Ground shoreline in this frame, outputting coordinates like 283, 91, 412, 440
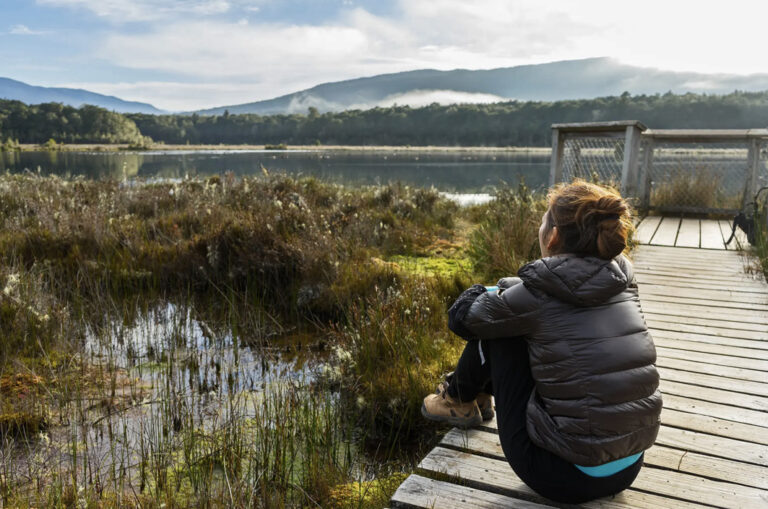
17, 143, 551, 153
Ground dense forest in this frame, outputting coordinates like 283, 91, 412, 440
0, 100, 144, 144
3, 90, 768, 147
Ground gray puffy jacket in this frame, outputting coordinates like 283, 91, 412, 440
457, 254, 662, 466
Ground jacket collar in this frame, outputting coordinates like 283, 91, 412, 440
518, 254, 633, 306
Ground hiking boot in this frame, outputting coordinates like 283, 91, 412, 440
476, 392, 494, 421
421, 381, 482, 428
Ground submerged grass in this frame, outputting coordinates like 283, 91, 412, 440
0, 173, 545, 507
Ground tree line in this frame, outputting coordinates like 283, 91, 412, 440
0, 100, 144, 145
3, 90, 768, 147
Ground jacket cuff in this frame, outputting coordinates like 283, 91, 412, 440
447, 284, 486, 340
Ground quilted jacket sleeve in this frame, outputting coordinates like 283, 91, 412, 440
459, 282, 541, 340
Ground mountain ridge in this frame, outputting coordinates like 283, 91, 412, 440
193, 57, 768, 115
0, 77, 163, 114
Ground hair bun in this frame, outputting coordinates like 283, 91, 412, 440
546, 180, 633, 259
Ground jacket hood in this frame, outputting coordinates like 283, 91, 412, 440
518, 254, 633, 306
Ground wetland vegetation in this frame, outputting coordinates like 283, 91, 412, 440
0, 172, 546, 507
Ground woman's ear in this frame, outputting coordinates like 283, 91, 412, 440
546, 226, 561, 253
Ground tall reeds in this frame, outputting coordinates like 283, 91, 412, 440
0, 173, 545, 507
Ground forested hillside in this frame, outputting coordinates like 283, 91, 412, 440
3, 90, 768, 147
0, 100, 144, 144
130, 90, 768, 146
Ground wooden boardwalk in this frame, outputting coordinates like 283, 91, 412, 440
391, 217, 768, 508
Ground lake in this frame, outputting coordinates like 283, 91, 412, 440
0, 149, 551, 193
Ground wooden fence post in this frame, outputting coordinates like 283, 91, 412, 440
639, 138, 654, 210
620, 124, 643, 198
549, 128, 564, 186
747, 138, 760, 202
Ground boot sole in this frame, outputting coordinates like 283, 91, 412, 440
421, 403, 483, 428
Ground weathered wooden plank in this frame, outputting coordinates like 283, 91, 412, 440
635, 243, 739, 257
701, 219, 727, 249
421, 446, 767, 508
649, 217, 680, 246
638, 285, 768, 305
642, 296, 768, 316
643, 303, 768, 327
419, 447, 709, 509
660, 379, 768, 412
632, 463, 768, 507
636, 275, 768, 295
390, 474, 555, 509
634, 263, 750, 278
632, 248, 743, 262
647, 318, 768, 341
676, 219, 700, 248
647, 311, 768, 334
633, 257, 748, 274
441, 428, 768, 491
480, 410, 768, 450
659, 366, 768, 398
661, 408, 768, 446
634, 264, 747, 277
635, 266, 750, 281
635, 268, 765, 286
641, 294, 768, 313
650, 328, 768, 352
655, 356, 768, 384
632, 250, 745, 263
645, 128, 768, 139
635, 215, 662, 244
655, 425, 768, 466
654, 337, 768, 361
657, 346, 768, 371
662, 393, 768, 428
649, 445, 768, 491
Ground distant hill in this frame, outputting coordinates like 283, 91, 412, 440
194, 57, 768, 116
0, 77, 163, 114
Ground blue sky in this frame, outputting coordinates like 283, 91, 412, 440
4, 0, 768, 111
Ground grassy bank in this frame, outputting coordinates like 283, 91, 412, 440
0, 173, 546, 507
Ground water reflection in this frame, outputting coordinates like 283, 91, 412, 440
0, 149, 552, 192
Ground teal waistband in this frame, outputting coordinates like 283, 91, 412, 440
574, 452, 642, 478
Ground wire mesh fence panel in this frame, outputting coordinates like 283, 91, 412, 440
561, 135, 625, 187
760, 141, 768, 195
647, 141, 751, 214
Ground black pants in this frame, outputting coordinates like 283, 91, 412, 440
447, 338, 643, 504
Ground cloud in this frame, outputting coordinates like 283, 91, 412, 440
36, 0, 236, 22
47, 0, 768, 109
371, 90, 509, 109
9, 24, 47, 35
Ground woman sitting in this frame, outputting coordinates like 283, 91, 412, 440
422, 180, 662, 504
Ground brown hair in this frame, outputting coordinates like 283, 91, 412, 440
544, 180, 633, 259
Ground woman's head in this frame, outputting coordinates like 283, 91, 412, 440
539, 180, 632, 259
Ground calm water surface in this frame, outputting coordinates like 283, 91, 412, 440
0, 149, 551, 192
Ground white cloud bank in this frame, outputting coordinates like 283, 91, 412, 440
42, 0, 768, 110
36, 0, 238, 21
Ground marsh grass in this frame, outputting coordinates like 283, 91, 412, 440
0, 173, 544, 507
467, 181, 547, 281
750, 197, 768, 279
651, 168, 741, 211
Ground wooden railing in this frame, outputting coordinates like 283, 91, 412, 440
550, 121, 768, 215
